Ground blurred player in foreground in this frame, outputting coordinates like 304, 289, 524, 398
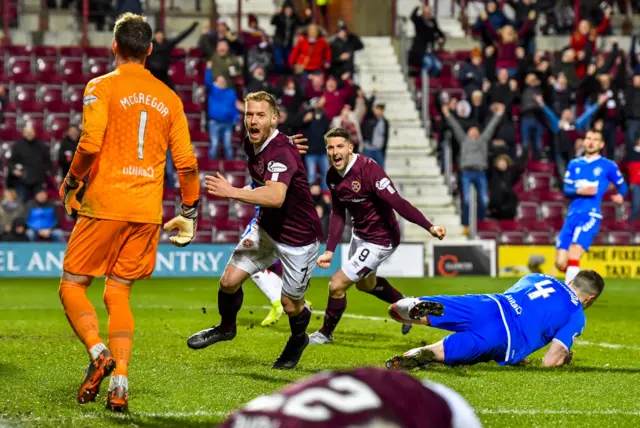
556, 129, 627, 283
310, 128, 446, 345
221, 367, 482, 427
187, 92, 323, 369
58, 13, 199, 411
387, 271, 603, 370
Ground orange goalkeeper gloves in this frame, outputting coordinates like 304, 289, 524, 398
59, 176, 84, 216
164, 201, 198, 247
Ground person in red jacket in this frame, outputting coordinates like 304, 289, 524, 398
289, 23, 331, 87
570, 11, 611, 78
323, 72, 355, 121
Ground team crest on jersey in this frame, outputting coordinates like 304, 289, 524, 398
351, 181, 361, 192
242, 239, 254, 249
594, 167, 602, 177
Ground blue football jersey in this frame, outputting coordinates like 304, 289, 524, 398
563, 156, 627, 218
493, 274, 586, 364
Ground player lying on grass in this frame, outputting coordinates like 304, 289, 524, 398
555, 128, 627, 284
221, 367, 482, 427
187, 92, 323, 369
58, 13, 199, 411
386, 271, 603, 370
309, 128, 446, 345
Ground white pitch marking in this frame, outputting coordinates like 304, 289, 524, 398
478, 409, 640, 416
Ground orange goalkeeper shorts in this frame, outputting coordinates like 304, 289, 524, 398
64, 216, 161, 280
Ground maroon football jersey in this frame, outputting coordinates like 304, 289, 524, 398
326, 155, 401, 248
244, 130, 323, 246
220, 368, 462, 428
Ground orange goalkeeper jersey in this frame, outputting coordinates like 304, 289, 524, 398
69, 63, 199, 224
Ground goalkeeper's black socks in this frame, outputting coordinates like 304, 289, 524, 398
219, 287, 243, 333
366, 277, 404, 304
288, 306, 311, 346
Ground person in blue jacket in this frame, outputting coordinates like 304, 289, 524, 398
205, 64, 239, 160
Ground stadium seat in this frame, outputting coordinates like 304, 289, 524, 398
59, 211, 76, 231
600, 219, 629, 232
538, 189, 565, 202
20, 112, 46, 128
477, 220, 500, 233
65, 85, 84, 104
39, 85, 63, 104
221, 160, 247, 173
33, 45, 58, 57
83, 46, 111, 58
15, 85, 37, 104
191, 129, 209, 143
168, 62, 192, 85
592, 233, 608, 245
175, 87, 194, 104
500, 232, 525, 244
629, 219, 640, 232
192, 231, 214, 243
6, 45, 32, 58
170, 48, 187, 59
215, 230, 241, 243
608, 232, 632, 244
521, 219, 549, 232
47, 116, 71, 139
87, 61, 110, 78
36, 58, 58, 76
8, 59, 33, 79
516, 190, 539, 203
497, 220, 523, 232
601, 203, 617, 221
60, 46, 83, 59
516, 202, 539, 220
233, 203, 255, 221
183, 102, 201, 115
187, 47, 202, 58
187, 117, 202, 132
478, 231, 498, 241
526, 173, 553, 191
525, 232, 553, 245
527, 161, 556, 174
203, 201, 230, 220
162, 201, 177, 218
541, 202, 566, 220
60, 59, 84, 77
226, 173, 245, 188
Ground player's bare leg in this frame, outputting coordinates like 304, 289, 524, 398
386, 340, 446, 371
273, 296, 311, 370
59, 271, 116, 404
187, 265, 249, 349
104, 276, 134, 412
554, 249, 569, 275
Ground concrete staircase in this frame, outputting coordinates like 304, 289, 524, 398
355, 37, 465, 254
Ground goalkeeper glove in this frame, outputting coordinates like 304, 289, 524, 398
59, 176, 84, 216
164, 201, 199, 247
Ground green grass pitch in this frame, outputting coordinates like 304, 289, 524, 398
1, 277, 639, 427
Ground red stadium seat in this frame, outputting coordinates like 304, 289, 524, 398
87, 61, 110, 78
183, 102, 201, 115
60, 59, 84, 77
525, 232, 553, 245
500, 232, 525, 244
516, 202, 539, 220
526, 173, 553, 191
521, 219, 549, 232
36, 58, 58, 76
233, 203, 255, 221
0, 128, 20, 141
221, 160, 247, 173
59, 211, 76, 232
608, 232, 632, 244
60, 46, 83, 59
541, 202, 566, 221
6, 45, 32, 57
226, 173, 245, 188
538, 189, 565, 202
600, 203, 617, 221
191, 129, 209, 143
629, 219, 640, 232
600, 219, 628, 232
203, 201, 229, 220
34, 45, 58, 57
170, 48, 187, 59
215, 230, 241, 243
477, 220, 500, 233
47, 116, 71, 139
478, 231, 498, 241
497, 220, 523, 232
65, 85, 84, 104
162, 201, 177, 218
83, 47, 111, 58
15, 85, 37, 104
187, 47, 202, 58
592, 233, 608, 245
1, 115, 17, 131
187, 117, 203, 132
527, 161, 556, 174
175, 87, 194, 104
39, 86, 63, 104
8, 59, 33, 79
516, 190, 539, 203
192, 231, 214, 243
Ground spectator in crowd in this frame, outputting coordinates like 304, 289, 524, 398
247, 64, 279, 95
473, 0, 512, 47
624, 74, 640, 151
480, 10, 535, 76
305, 72, 325, 99
247, 36, 273, 74
361, 102, 389, 167
469, 90, 488, 126
506, 0, 538, 53
456, 47, 487, 98
0, 86, 8, 126
75, 0, 111, 32
198, 20, 244, 60
243, 14, 268, 50
57, 125, 80, 180
488, 154, 523, 220
289, 23, 332, 87
570, 10, 610, 78
205, 65, 239, 160
442, 103, 505, 229
0, 189, 25, 234
277, 106, 296, 136
211, 40, 243, 89
631, 35, 640, 76
549, 72, 573, 116
271, 2, 312, 74
628, 137, 640, 221
519, 72, 544, 160
589, 73, 621, 159
323, 73, 354, 121
24, 186, 64, 242
116, 0, 143, 17
146, 22, 199, 90
554, 48, 579, 87
330, 93, 366, 152
297, 97, 330, 189
486, 68, 518, 154
536, 93, 608, 177
2, 217, 29, 242
408, 4, 445, 76
279, 76, 305, 114
8, 125, 52, 202
329, 22, 364, 77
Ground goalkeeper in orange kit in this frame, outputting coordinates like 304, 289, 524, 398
58, 13, 199, 412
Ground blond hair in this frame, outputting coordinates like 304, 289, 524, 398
244, 91, 279, 117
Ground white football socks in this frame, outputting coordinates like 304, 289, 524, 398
109, 375, 128, 392
251, 270, 283, 303
565, 266, 580, 284
88, 343, 107, 361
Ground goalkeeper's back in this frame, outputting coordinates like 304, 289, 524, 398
71, 14, 199, 225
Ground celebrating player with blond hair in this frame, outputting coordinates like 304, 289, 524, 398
58, 13, 199, 411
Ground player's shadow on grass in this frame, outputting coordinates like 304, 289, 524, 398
214, 354, 318, 376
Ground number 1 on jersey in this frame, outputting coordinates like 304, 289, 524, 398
138, 110, 148, 160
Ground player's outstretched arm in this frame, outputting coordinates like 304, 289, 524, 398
205, 173, 287, 208
542, 341, 571, 368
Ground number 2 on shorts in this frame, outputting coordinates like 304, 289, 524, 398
138, 110, 148, 160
